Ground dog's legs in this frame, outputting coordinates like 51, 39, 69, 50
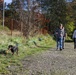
12, 52, 14, 55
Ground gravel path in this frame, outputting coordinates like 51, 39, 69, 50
7, 43, 76, 75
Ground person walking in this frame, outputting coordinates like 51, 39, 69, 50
62, 26, 67, 49
55, 24, 64, 51
73, 28, 76, 49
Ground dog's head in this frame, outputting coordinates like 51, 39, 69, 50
8, 45, 13, 50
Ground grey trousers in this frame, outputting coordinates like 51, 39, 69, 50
62, 37, 65, 49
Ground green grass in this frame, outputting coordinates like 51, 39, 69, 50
0, 32, 55, 74
0, 25, 9, 31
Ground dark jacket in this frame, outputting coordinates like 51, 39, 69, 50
54, 28, 64, 38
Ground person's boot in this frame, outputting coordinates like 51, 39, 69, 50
60, 48, 62, 51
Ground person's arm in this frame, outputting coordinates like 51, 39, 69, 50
73, 31, 75, 38
54, 29, 58, 36
63, 29, 66, 37
65, 33, 67, 38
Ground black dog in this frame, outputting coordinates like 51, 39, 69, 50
8, 43, 18, 55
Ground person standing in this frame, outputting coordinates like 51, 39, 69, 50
73, 28, 76, 49
55, 24, 64, 51
62, 26, 67, 49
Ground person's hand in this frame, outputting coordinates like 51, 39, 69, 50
56, 32, 58, 34
60, 34, 63, 37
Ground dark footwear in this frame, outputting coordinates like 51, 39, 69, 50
60, 48, 62, 51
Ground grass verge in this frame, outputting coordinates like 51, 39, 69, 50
0, 33, 55, 74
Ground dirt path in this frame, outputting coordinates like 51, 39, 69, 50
7, 43, 76, 75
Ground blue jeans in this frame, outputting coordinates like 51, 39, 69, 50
57, 37, 63, 49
